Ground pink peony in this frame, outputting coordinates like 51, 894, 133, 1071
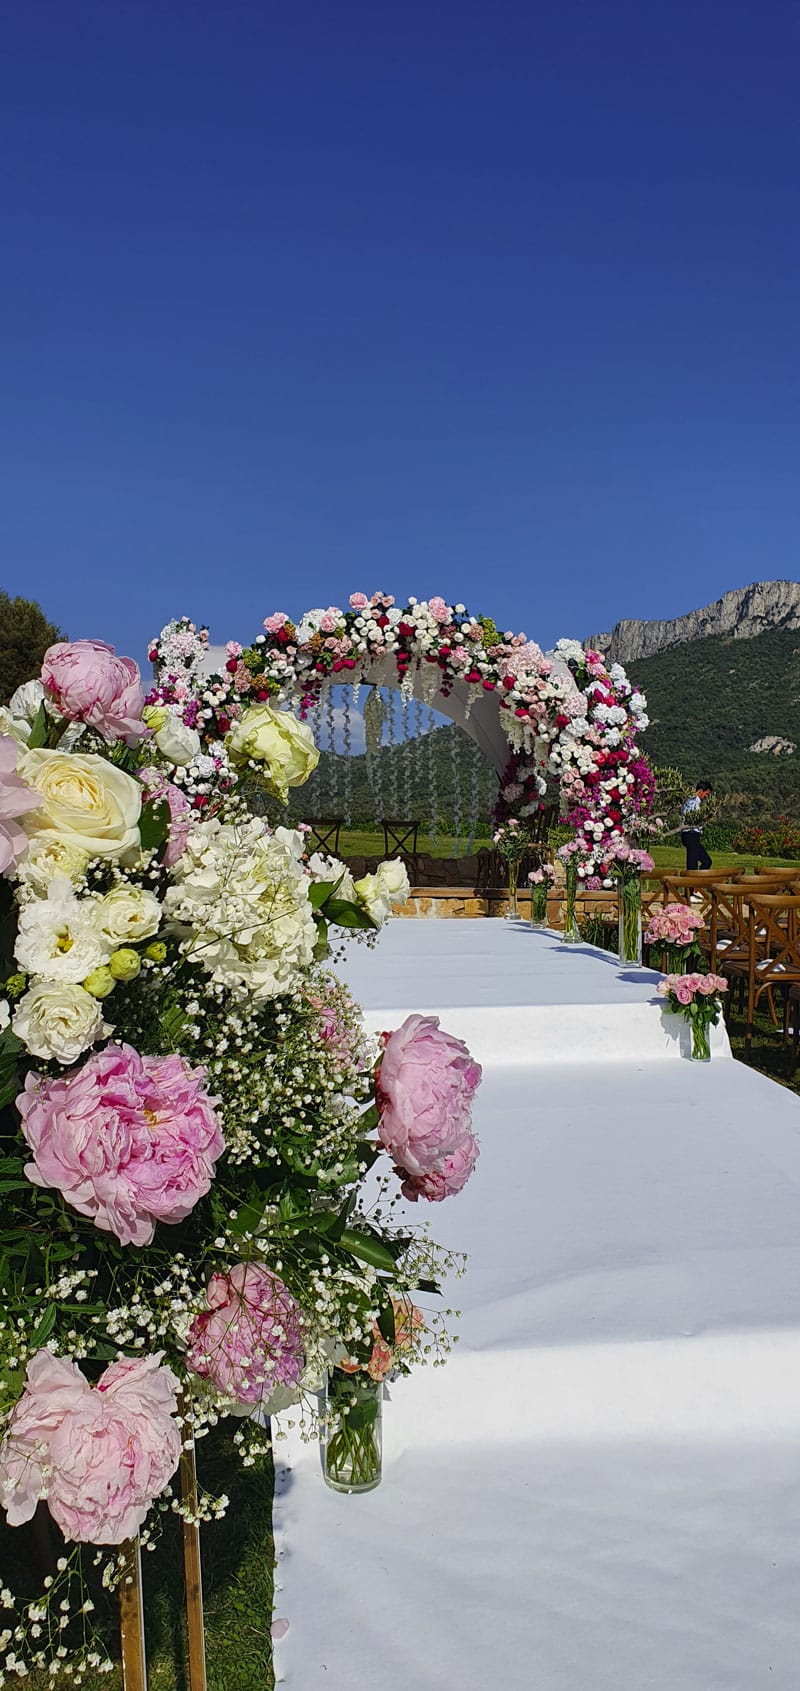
427, 596, 450, 624
263, 612, 290, 633
42, 640, 146, 745
377, 1014, 481, 1201
349, 592, 369, 610
139, 765, 192, 866
0, 734, 39, 876
17, 1044, 224, 1246
186, 1263, 304, 1406
0, 1349, 181, 1543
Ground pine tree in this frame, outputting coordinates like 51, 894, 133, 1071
0, 593, 64, 704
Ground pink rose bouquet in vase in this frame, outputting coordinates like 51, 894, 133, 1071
493, 818, 531, 919
657, 971, 729, 1060
527, 862, 555, 927
644, 902, 704, 975
605, 844, 655, 966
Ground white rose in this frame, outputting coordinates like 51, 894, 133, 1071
307, 852, 357, 903
18, 748, 142, 860
353, 872, 392, 926
0, 707, 33, 748
154, 712, 201, 767
18, 836, 90, 897
14, 878, 111, 983
374, 858, 410, 904
95, 883, 161, 947
12, 979, 112, 1064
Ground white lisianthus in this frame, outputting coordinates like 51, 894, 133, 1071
95, 883, 162, 947
18, 749, 141, 860
374, 858, 410, 904
163, 817, 317, 1000
226, 704, 319, 803
14, 878, 111, 984
17, 836, 91, 897
307, 852, 357, 903
352, 872, 392, 926
144, 706, 201, 767
12, 979, 112, 1063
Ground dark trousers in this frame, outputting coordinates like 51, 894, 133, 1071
681, 829, 712, 871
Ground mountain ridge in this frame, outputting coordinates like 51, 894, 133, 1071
589, 579, 800, 665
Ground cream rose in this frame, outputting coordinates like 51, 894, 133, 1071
143, 707, 201, 768
374, 858, 410, 904
19, 749, 142, 860
226, 705, 319, 804
12, 979, 112, 1064
353, 872, 392, 926
95, 884, 161, 947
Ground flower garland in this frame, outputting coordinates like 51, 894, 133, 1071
0, 635, 481, 1681
146, 600, 654, 859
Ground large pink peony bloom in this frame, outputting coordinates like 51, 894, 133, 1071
186, 1263, 305, 1406
0, 1349, 181, 1543
377, 1015, 481, 1201
17, 1043, 224, 1246
41, 639, 146, 745
0, 734, 39, 875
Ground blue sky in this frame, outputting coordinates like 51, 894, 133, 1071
2, 0, 798, 668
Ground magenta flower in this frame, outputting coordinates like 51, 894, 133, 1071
186, 1263, 305, 1406
17, 1044, 224, 1246
0, 734, 39, 876
377, 1014, 481, 1202
0, 1349, 181, 1543
41, 639, 146, 745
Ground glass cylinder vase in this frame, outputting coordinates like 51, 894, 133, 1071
529, 883, 548, 928
690, 1016, 711, 1062
505, 861, 520, 920
562, 859, 581, 944
320, 1371, 383, 1494
617, 874, 643, 965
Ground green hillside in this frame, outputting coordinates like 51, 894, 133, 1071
633, 626, 800, 821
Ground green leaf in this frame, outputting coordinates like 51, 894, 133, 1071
308, 880, 336, 909
0, 1180, 33, 1194
29, 1303, 56, 1348
27, 701, 48, 749
324, 898, 376, 930
338, 1226, 402, 1273
139, 796, 171, 852
375, 1286, 396, 1347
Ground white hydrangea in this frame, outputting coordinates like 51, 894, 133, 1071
163, 817, 317, 1000
307, 852, 357, 903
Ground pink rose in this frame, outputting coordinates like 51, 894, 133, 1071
377, 1015, 481, 1200
319, 607, 343, 633
186, 1263, 304, 1406
139, 766, 192, 866
0, 734, 39, 876
427, 596, 450, 624
18, 1044, 224, 1246
263, 612, 290, 633
349, 592, 369, 610
0, 1349, 181, 1543
675, 978, 694, 1006
42, 640, 145, 745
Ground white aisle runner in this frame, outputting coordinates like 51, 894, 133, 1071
273, 924, 800, 1690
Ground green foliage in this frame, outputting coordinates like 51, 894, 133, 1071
635, 626, 800, 824
0, 592, 64, 705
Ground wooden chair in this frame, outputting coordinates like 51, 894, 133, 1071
706, 882, 749, 976
741, 894, 800, 1057
304, 818, 342, 857
783, 984, 800, 1080
382, 819, 421, 885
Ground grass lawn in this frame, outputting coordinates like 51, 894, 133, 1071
338, 828, 800, 876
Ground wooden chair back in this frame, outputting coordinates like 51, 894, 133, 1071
382, 819, 421, 884
743, 894, 800, 1052
304, 818, 342, 856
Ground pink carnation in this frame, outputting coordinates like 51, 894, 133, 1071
427, 596, 450, 624
41, 639, 145, 745
377, 1014, 481, 1201
0, 734, 39, 876
139, 766, 192, 866
349, 592, 369, 610
319, 607, 343, 633
0, 1349, 181, 1543
186, 1263, 304, 1406
263, 612, 290, 633
17, 1044, 224, 1246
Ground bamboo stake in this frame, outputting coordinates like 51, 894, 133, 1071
119, 1537, 148, 1691
180, 1435, 208, 1691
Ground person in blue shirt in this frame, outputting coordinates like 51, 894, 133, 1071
681, 780, 713, 871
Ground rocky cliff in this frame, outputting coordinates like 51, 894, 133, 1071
589, 580, 800, 665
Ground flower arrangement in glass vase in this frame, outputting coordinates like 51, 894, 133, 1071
493, 819, 532, 919
604, 842, 655, 966
644, 903, 704, 975
657, 972, 728, 1061
527, 862, 556, 927
0, 634, 479, 1681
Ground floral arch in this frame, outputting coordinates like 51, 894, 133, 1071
150, 593, 656, 868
